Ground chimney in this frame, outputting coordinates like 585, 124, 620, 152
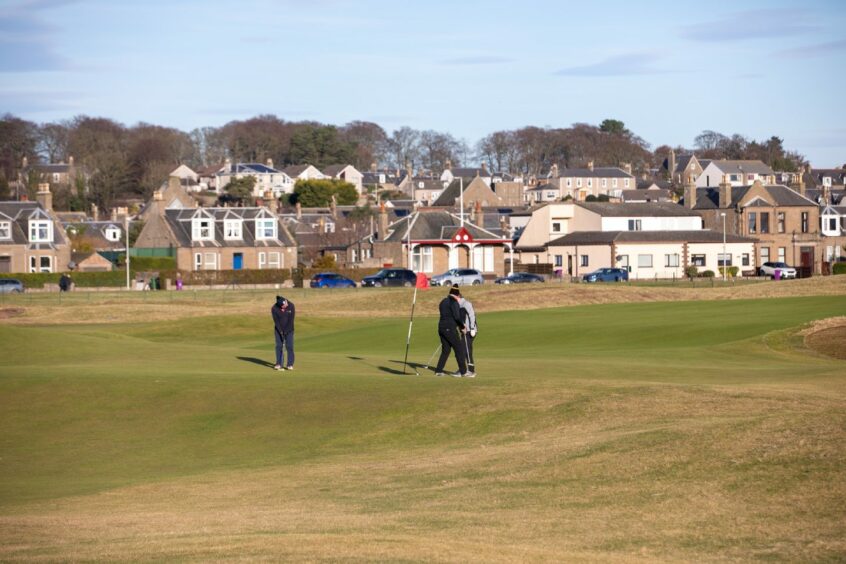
266, 157, 274, 169
445, 159, 452, 171
91, 203, 99, 221
377, 201, 388, 240
684, 175, 696, 209
370, 162, 377, 173
587, 161, 594, 172
475, 200, 484, 227
265, 190, 278, 213
295, 201, 302, 219
551, 163, 559, 178
822, 184, 831, 204
110, 208, 117, 222
330, 194, 337, 218
406, 162, 413, 180
623, 163, 632, 175
224, 157, 232, 172
480, 162, 487, 173
36, 183, 52, 211
22, 156, 28, 169
668, 149, 676, 179
718, 174, 732, 209
68, 155, 74, 167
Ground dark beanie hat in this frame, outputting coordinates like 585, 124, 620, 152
276, 295, 287, 306
449, 287, 461, 297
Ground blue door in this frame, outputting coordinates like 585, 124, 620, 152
233, 253, 243, 270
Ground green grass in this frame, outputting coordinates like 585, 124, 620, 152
0, 294, 845, 560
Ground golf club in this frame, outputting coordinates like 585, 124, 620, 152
424, 343, 441, 371
463, 333, 474, 373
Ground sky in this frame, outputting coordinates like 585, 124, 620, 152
1, 0, 845, 167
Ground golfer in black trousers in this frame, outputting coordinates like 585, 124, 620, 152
434, 287, 468, 378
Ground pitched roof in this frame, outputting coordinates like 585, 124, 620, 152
447, 167, 490, 178
548, 230, 756, 247
683, 184, 818, 209
322, 164, 355, 177
0, 201, 67, 247
706, 160, 775, 176
162, 208, 296, 248
383, 210, 507, 243
621, 189, 673, 202
282, 164, 311, 177
575, 201, 700, 217
559, 167, 634, 179
432, 177, 499, 206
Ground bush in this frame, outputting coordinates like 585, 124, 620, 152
833, 262, 846, 275
0, 271, 128, 288
685, 265, 698, 279
718, 266, 740, 278
701, 270, 716, 278
128, 256, 176, 271
182, 269, 290, 286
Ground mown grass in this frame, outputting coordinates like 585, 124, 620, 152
0, 292, 844, 561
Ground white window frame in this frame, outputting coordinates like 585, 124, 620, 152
224, 220, 242, 240
638, 254, 653, 268
576, 178, 582, 188
717, 253, 732, 267
192, 218, 214, 241
194, 253, 202, 271
580, 254, 589, 267
413, 245, 434, 273
29, 255, 53, 273
566, 179, 572, 187
29, 220, 52, 242
760, 247, 770, 264
552, 222, 561, 232
256, 218, 277, 240
258, 252, 266, 269
778, 247, 786, 262
0, 221, 11, 240
628, 219, 642, 231
471, 245, 495, 272
624, 179, 630, 188
268, 252, 281, 269
204, 252, 217, 270
692, 254, 706, 267
665, 253, 679, 267
612, 178, 618, 188
105, 227, 121, 241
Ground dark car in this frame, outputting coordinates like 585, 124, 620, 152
310, 272, 356, 288
0, 278, 24, 293
494, 272, 545, 284
361, 268, 417, 287
582, 268, 629, 283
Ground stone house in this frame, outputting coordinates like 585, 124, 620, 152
0, 184, 71, 273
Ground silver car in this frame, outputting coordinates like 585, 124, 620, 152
430, 268, 484, 287
0, 279, 24, 293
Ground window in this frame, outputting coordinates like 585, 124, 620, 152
829, 217, 838, 231
224, 220, 242, 240
566, 179, 572, 187
618, 255, 629, 268
576, 178, 582, 187
256, 218, 277, 239
760, 247, 770, 264
552, 222, 561, 232
412, 245, 433, 272
718, 253, 732, 266
204, 252, 217, 270
601, 179, 607, 188
760, 212, 770, 234
258, 252, 266, 269
105, 227, 121, 241
691, 254, 706, 267
472, 246, 495, 272
747, 212, 757, 234
730, 174, 739, 182
268, 252, 281, 268
587, 179, 592, 187
192, 218, 213, 241
194, 253, 202, 270
801, 212, 809, 233
665, 254, 679, 267
624, 179, 630, 188
29, 255, 53, 273
29, 220, 51, 242
778, 247, 786, 262
546, 192, 556, 200
0, 221, 10, 239
638, 254, 653, 268
742, 253, 750, 266
777, 212, 785, 233
580, 255, 589, 267
612, 178, 618, 188
627, 219, 642, 231
554, 255, 563, 267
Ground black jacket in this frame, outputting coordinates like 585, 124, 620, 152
438, 296, 464, 330
271, 300, 295, 335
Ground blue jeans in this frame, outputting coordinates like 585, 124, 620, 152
275, 330, 294, 367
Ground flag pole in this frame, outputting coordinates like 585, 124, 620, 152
403, 285, 418, 375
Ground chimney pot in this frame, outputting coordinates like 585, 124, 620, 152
266, 158, 273, 168
36, 183, 52, 212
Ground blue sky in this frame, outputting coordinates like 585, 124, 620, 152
1, 0, 845, 166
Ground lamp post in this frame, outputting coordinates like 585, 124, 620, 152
721, 212, 727, 282
125, 214, 131, 290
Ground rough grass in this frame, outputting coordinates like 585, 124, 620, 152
0, 287, 845, 561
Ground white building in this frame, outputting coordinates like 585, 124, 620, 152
697, 160, 776, 188
216, 159, 295, 196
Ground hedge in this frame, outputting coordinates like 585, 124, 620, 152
0, 271, 128, 288
833, 262, 846, 275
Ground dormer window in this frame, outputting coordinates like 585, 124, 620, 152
224, 219, 243, 240
192, 218, 214, 241
29, 220, 52, 242
0, 221, 11, 240
256, 218, 277, 240
105, 227, 121, 241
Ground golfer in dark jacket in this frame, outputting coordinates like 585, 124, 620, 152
434, 287, 468, 377
271, 295, 295, 370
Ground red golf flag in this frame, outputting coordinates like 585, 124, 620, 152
415, 272, 430, 289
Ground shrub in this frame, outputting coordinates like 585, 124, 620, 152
0, 271, 128, 288
718, 266, 740, 278
833, 262, 846, 275
701, 270, 716, 278
684, 265, 698, 279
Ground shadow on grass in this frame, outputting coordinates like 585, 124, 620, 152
237, 356, 276, 368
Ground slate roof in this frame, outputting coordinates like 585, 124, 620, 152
432, 178, 499, 206
558, 167, 634, 179
526, 182, 559, 193
447, 167, 490, 178
383, 210, 508, 243
282, 164, 311, 177
322, 164, 355, 177
63, 220, 125, 250
707, 160, 775, 176
32, 163, 72, 173
0, 202, 67, 248
682, 184, 818, 209
575, 201, 701, 217
548, 230, 756, 247
636, 180, 672, 190
223, 163, 281, 175
362, 170, 408, 185
622, 189, 673, 202
163, 208, 296, 248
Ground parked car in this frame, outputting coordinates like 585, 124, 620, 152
0, 278, 24, 293
361, 268, 417, 287
430, 268, 484, 287
310, 272, 356, 288
758, 262, 797, 279
582, 268, 629, 283
494, 272, 545, 284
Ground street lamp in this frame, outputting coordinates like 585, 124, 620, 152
721, 212, 727, 282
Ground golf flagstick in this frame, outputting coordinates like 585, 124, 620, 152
403, 285, 418, 375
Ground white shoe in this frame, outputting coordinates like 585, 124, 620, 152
274, 364, 283, 371
286, 366, 294, 371
435, 372, 446, 377
464, 372, 476, 378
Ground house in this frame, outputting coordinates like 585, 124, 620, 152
665, 151, 706, 186
547, 230, 757, 279
820, 204, 846, 263
440, 161, 493, 187
547, 162, 635, 201
71, 251, 114, 272
524, 183, 561, 204
432, 176, 503, 210
0, 184, 71, 273
321, 164, 364, 194
492, 181, 525, 207
282, 164, 325, 183
195, 163, 224, 192
134, 193, 297, 271
807, 168, 846, 190
168, 164, 200, 190
139, 176, 199, 220
682, 176, 822, 274
622, 188, 673, 203
697, 160, 776, 188
346, 206, 513, 277
217, 159, 295, 196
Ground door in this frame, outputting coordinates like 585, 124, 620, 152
0, 256, 10, 273
233, 253, 243, 270
799, 247, 814, 278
